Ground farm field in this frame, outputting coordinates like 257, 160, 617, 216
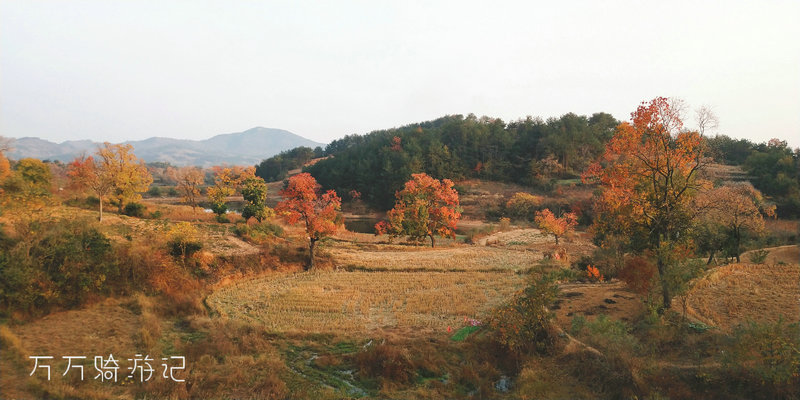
208, 269, 525, 333
328, 242, 543, 272
685, 246, 800, 331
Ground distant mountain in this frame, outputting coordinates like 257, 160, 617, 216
6, 127, 325, 167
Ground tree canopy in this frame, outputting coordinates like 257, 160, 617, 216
583, 97, 707, 309
375, 173, 462, 247
275, 173, 342, 270
306, 113, 617, 209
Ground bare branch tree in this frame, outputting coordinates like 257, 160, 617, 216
0, 136, 14, 154
695, 105, 719, 136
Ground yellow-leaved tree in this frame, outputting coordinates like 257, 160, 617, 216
68, 143, 152, 221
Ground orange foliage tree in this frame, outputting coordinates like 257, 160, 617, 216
583, 97, 707, 309
68, 155, 113, 220
375, 173, 461, 247
0, 154, 10, 181
534, 208, 577, 245
695, 183, 775, 262
276, 173, 342, 270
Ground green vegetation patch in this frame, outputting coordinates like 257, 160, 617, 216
450, 325, 481, 341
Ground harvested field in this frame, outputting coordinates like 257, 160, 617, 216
329, 245, 540, 272
207, 270, 526, 334
479, 228, 597, 258
686, 259, 800, 331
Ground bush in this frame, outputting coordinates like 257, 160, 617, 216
167, 222, 203, 261
211, 202, 228, 216
505, 192, 542, 221
720, 319, 800, 398
489, 275, 559, 355
618, 256, 658, 295
146, 186, 162, 197
0, 218, 120, 315
747, 249, 769, 264
355, 343, 415, 384
233, 222, 284, 243
566, 315, 640, 398
123, 202, 147, 217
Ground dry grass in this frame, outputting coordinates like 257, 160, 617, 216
207, 270, 526, 334
329, 245, 541, 272
143, 202, 219, 223
479, 228, 597, 259
11, 297, 142, 358
553, 281, 645, 328
741, 244, 799, 265
0, 297, 147, 399
686, 258, 800, 331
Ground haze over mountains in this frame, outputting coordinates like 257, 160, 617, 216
6, 127, 325, 167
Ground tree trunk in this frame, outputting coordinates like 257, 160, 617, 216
657, 256, 671, 310
307, 238, 316, 270
734, 228, 741, 263
706, 250, 715, 265
98, 196, 104, 222
554, 235, 560, 245
429, 234, 435, 248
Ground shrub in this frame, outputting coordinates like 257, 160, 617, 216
505, 192, 542, 221
234, 222, 284, 243
489, 276, 559, 355
146, 185, 162, 197
586, 265, 604, 282
355, 343, 415, 384
0, 218, 119, 315
747, 249, 769, 264
211, 202, 228, 216
566, 315, 639, 398
720, 319, 800, 398
167, 222, 203, 261
618, 256, 658, 295
123, 202, 147, 217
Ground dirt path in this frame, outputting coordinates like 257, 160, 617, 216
553, 281, 645, 327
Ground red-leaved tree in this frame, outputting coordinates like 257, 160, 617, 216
276, 173, 342, 270
375, 173, 461, 247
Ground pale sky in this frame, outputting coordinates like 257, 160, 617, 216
1, 1, 798, 148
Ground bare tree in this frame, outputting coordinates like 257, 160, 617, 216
695, 105, 719, 136
169, 166, 205, 211
0, 136, 14, 154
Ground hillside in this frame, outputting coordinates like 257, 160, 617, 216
6, 127, 324, 167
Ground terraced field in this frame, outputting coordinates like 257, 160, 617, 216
207, 270, 526, 334
328, 245, 541, 272
685, 246, 800, 331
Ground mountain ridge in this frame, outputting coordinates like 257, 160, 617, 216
6, 127, 325, 167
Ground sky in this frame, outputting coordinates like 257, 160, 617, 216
1, 1, 799, 148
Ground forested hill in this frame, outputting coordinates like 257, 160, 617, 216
304, 113, 618, 209
298, 113, 800, 216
